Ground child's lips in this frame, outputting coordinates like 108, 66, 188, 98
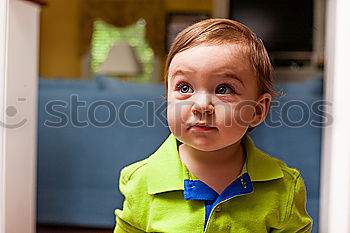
189, 124, 217, 131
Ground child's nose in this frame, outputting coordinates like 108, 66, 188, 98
191, 94, 214, 115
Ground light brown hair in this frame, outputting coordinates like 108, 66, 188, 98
164, 18, 278, 96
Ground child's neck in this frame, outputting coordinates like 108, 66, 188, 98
178, 141, 246, 194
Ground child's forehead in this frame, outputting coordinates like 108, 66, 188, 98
184, 41, 247, 53
173, 43, 249, 65
169, 44, 252, 74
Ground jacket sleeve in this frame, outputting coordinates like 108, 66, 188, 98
113, 166, 146, 233
271, 175, 313, 233
114, 215, 145, 233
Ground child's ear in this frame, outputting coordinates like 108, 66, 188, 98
250, 93, 272, 127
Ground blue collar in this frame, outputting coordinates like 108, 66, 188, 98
184, 173, 253, 202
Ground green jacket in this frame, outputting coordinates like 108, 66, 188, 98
114, 134, 312, 232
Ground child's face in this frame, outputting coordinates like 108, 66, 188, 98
167, 44, 271, 151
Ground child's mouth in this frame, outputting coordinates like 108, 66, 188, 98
189, 124, 217, 131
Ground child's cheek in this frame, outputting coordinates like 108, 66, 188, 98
233, 100, 256, 127
167, 100, 190, 138
215, 103, 253, 129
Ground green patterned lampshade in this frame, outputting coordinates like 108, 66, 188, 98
98, 41, 143, 77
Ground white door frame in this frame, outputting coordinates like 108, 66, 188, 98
1, 0, 39, 233
319, 0, 350, 232
0, 0, 9, 233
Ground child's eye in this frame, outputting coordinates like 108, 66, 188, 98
215, 84, 236, 95
175, 82, 194, 93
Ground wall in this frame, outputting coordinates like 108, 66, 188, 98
157, 0, 213, 81
39, 0, 81, 78
165, 0, 212, 13
39, 0, 213, 79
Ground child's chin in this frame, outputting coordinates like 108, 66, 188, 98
188, 140, 224, 152
175, 134, 230, 152
194, 145, 227, 152
188, 138, 242, 152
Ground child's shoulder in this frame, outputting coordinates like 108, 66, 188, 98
119, 149, 163, 186
245, 135, 304, 185
119, 157, 151, 184
273, 156, 303, 181
119, 133, 179, 185
264, 153, 306, 192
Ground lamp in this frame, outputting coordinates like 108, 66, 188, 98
97, 41, 142, 80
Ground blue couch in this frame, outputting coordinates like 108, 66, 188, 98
37, 76, 322, 232
251, 78, 323, 232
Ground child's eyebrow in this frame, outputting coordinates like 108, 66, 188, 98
216, 73, 245, 88
170, 69, 194, 78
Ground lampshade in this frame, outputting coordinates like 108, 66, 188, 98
98, 41, 142, 76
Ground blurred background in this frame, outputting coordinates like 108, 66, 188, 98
3, 0, 327, 232
39, 0, 324, 83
